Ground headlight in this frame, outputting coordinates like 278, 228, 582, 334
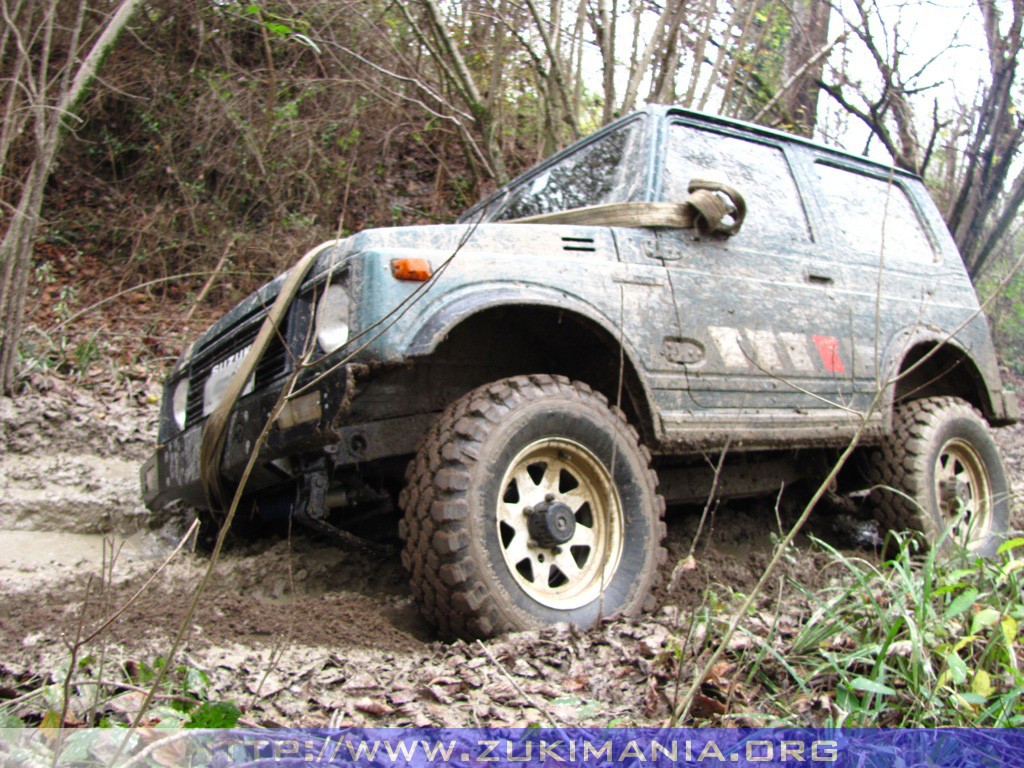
172, 378, 189, 430
315, 282, 351, 353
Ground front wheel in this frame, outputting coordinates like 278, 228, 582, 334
399, 375, 666, 639
868, 396, 1009, 557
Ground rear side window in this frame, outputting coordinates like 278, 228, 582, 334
490, 118, 646, 221
815, 163, 935, 263
662, 124, 811, 245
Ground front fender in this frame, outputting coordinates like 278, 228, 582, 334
405, 283, 630, 359
402, 282, 659, 434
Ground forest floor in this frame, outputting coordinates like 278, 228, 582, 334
2, 371, 1023, 729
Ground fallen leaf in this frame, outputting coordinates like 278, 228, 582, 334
341, 674, 380, 692
690, 692, 728, 717
151, 738, 188, 767
705, 662, 735, 683
643, 680, 665, 718
388, 690, 418, 706
105, 691, 147, 716
483, 680, 524, 706
564, 675, 589, 692
354, 697, 393, 717
419, 685, 452, 704
512, 659, 538, 678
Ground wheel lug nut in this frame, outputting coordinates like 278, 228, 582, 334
523, 506, 533, 516
544, 493, 556, 502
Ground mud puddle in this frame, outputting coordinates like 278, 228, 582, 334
0, 530, 149, 567
0, 529, 167, 592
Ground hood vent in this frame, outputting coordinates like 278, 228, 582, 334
561, 236, 596, 252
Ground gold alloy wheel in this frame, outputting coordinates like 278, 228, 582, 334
496, 438, 623, 610
935, 437, 993, 551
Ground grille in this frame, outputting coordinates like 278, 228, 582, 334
184, 314, 289, 428
179, 268, 345, 430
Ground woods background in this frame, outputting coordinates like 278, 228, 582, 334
2, 0, 1024, 393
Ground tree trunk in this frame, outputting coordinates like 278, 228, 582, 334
590, 0, 617, 123
778, 0, 830, 135
0, 0, 145, 393
948, 0, 1024, 277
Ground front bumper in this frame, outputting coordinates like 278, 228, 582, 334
141, 367, 356, 510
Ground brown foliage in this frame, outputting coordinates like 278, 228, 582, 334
45, 1, 494, 298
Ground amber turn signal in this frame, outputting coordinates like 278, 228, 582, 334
391, 258, 432, 281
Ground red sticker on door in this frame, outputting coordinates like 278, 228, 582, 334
812, 335, 846, 373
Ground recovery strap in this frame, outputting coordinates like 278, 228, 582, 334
196, 182, 745, 507
199, 240, 335, 509
513, 179, 746, 236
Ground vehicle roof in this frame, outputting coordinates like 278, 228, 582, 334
658, 104, 920, 180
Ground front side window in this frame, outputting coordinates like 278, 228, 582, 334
486, 118, 646, 221
815, 163, 935, 264
662, 124, 812, 245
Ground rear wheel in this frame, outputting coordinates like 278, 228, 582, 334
399, 374, 666, 639
868, 396, 1008, 557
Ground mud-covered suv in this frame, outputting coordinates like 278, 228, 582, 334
142, 106, 1018, 638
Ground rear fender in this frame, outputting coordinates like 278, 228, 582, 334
880, 325, 1011, 424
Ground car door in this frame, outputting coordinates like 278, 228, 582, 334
811, 160, 967, 410
652, 120, 858, 448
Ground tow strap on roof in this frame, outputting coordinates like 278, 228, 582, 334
513, 179, 746, 237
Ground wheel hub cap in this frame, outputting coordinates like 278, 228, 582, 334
939, 478, 970, 506
495, 438, 624, 610
526, 494, 577, 547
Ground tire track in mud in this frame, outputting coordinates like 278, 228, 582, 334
0, 386, 432, 669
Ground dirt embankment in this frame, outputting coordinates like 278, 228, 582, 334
2, 378, 1022, 727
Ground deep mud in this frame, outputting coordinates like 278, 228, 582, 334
2, 377, 1022, 727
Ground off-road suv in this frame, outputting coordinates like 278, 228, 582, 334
142, 106, 1019, 638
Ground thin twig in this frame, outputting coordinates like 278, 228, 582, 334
116, 731, 197, 768
688, 439, 731, 560
475, 640, 559, 728
183, 236, 236, 324
124, 383, 297, 731
0, 678, 200, 712
667, 239, 1024, 725
753, 35, 846, 123
81, 518, 199, 646
667, 390, 882, 725
48, 270, 265, 333
247, 640, 288, 713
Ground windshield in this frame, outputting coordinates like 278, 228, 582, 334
461, 116, 648, 223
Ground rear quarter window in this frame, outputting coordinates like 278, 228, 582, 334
814, 163, 936, 264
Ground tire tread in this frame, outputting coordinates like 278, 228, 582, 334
868, 396, 997, 543
398, 374, 666, 639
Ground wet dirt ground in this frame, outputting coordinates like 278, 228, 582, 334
2, 377, 1022, 727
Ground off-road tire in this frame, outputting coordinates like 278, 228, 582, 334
398, 374, 667, 639
868, 396, 1008, 557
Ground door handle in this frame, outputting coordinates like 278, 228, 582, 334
804, 265, 835, 285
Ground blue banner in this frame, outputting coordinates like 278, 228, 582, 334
2, 728, 1024, 767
